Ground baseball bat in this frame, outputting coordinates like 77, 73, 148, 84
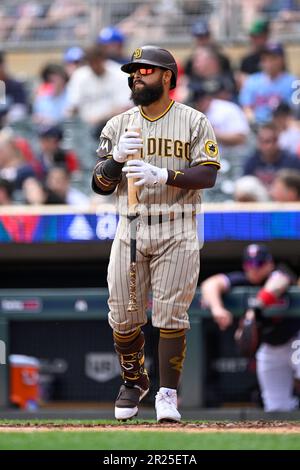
127, 127, 141, 314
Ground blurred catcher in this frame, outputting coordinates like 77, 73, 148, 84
201, 244, 300, 412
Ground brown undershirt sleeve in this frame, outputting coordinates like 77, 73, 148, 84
166, 164, 219, 190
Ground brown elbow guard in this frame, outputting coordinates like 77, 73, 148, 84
93, 161, 121, 193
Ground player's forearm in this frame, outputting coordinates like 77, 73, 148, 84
166, 165, 218, 190
201, 279, 226, 310
102, 158, 125, 179
257, 271, 291, 306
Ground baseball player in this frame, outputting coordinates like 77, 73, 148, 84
92, 45, 220, 421
201, 244, 300, 411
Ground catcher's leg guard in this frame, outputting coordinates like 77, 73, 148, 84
114, 329, 149, 420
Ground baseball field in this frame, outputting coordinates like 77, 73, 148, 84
0, 420, 299, 450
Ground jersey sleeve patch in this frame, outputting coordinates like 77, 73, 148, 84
204, 140, 219, 158
96, 137, 113, 158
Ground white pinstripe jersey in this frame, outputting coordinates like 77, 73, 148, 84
97, 100, 220, 215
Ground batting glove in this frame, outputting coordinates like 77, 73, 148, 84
122, 160, 168, 187
113, 131, 143, 163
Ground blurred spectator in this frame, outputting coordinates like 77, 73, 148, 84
46, 166, 89, 206
11, 1, 49, 41
240, 0, 300, 27
97, 26, 129, 65
63, 46, 85, 78
239, 42, 297, 124
187, 47, 237, 101
37, 125, 80, 177
66, 44, 131, 138
239, 1, 270, 30
0, 1, 90, 42
272, 103, 300, 154
270, 168, 300, 201
0, 50, 28, 126
191, 79, 250, 150
116, 2, 180, 42
22, 176, 64, 205
33, 63, 69, 125
244, 123, 300, 186
34, 63, 61, 98
45, 0, 88, 40
185, 20, 233, 78
182, 0, 214, 16
262, 0, 300, 18
190, 78, 251, 201
170, 60, 187, 103
0, 178, 13, 205
14, 135, 42, 178
0, 5, 15, 41
115, 4, 153, 39
239, 19, 270, 77
234, 175, 270, 202
0, 127, 36, 190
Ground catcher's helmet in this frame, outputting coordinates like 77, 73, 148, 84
121, 45, 177, 89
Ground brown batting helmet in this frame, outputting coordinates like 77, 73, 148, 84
121, 45, 178, 89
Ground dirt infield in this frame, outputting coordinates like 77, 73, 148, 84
0, 421, 299, 434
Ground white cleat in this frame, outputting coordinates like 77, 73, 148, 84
155, 388, 181, 423
115, 405, 138, 421
115, 384, 149, 421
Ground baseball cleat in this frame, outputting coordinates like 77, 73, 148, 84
115, 383, 149, 421
155, 388, 181, 423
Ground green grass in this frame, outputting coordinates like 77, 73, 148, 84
0, 431, 299, 450
0, 420, 299, 450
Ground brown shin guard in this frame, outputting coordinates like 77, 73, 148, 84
159, 329, 186, 389
113, 329, 149, 391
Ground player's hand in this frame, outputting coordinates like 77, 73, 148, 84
113, 131, 143, 163
123, 160, 168, 187
211, 306, 233, 330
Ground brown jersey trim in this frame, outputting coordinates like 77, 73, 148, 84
199, 161, 221, 169
91, 175, 117, 195
160, 328, 186, 339
139, 100, 175, 122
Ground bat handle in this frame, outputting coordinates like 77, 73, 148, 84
126, 127, 141, 314
127, 127, 141, 215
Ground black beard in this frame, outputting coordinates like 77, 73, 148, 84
131, 81, 164, 106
